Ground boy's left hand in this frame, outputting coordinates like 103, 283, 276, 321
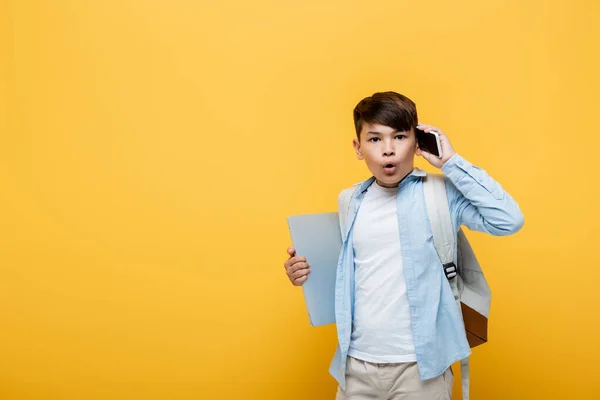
415, 123, 457, 169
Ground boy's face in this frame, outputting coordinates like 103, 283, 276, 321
353, 122, 418, 188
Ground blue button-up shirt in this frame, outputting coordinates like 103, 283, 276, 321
329, 154, 524, 389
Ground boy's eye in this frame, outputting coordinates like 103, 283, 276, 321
395, 135, 407, 140
368, 137, 380, 142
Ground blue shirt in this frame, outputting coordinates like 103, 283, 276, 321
329, 154, 524, 389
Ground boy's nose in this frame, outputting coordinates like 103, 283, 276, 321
383, 144, 395, 157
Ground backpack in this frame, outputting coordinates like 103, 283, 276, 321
423, 173, 492, 400
338, 173, 492, 400
423, 173, 491, 348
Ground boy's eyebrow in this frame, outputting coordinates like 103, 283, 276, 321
366, 130, 401, 135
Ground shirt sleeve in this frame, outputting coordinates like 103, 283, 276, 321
441, 153, 525, 236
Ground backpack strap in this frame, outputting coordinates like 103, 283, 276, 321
423, 174, 457, 281
338, 185, 360, 240
423, 173, 471, 400
461, 358, 470, 400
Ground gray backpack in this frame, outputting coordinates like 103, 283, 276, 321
423, 173, 492, 400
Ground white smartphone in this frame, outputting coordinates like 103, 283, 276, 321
415, 128, 443, 158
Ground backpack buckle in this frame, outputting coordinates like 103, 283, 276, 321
443, 262, 458, 280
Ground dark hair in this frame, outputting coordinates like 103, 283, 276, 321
353, 92, 418, 139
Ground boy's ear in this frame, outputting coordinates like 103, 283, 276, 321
352, 138, 364, 160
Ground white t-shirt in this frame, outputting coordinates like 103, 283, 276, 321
348, 180, 417, 363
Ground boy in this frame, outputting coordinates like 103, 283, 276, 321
284, 92, 524, 399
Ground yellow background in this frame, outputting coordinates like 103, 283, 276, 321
1, 0, 599, 399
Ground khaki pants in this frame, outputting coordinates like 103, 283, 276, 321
335, 356, 453, 400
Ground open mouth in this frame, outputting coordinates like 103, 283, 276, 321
383, 163, 396, 174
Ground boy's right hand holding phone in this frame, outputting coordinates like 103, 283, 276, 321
284, 247, 310, 286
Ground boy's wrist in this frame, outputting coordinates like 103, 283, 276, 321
441, 153, 460, 171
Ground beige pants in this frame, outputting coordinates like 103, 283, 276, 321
335, 356, 453, 400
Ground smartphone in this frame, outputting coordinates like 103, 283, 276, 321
415, 127, 443, 158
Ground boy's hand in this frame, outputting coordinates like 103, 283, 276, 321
415, 123, 457, 169
284, 247, 310, 286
